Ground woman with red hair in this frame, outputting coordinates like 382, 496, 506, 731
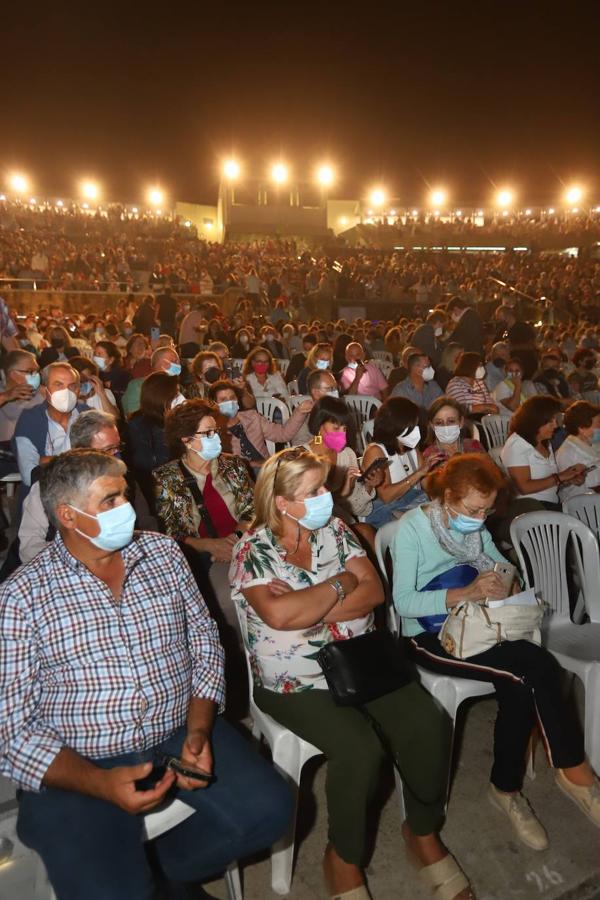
392, 453, 600, 851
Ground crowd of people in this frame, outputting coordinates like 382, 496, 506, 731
0, 257, 600, 900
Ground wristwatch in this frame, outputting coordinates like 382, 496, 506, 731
328, 577, 346, 604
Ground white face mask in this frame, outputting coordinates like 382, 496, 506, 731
347, 360, 359, 369
398, 425, 421, 449
434, 326, 443, 337
434, 424, 461, 444
422, 366, 435, 382
326, 389, 339, 399
49, 387, 78, 413
475, 366, 486, 381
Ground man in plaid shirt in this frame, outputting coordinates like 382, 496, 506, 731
0, 449, 291, 900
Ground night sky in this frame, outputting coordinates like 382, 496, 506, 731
3, 3, 600, 207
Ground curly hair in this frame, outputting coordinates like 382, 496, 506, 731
164, 397, 218, 458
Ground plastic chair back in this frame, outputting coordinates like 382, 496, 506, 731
256, 396, 290, 424
276, 358, 290, 376
480, 414, 509, 449
562, 492, 600, 543
371, 358, 393, 379
287, 379, 299, 396
361, 418, 375, 450
510, 510, 600, 623
345, 396, 381, 452
372, 350, 393, 363
288, 394, 310, 410
488, 446, 506, 473
374, 518, 404, 632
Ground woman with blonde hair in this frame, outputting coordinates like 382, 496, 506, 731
230, 449, 474, 900
298, 342, 334, 394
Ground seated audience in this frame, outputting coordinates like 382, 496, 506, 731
93, 340, 131, 396
0, 448, 291, 899
124, 333, 152, 378
423, 396, 485, 461
126, 372, 179, 505
339, 342, 388, 400
297, 342, 334, 395
362, 397, 444, 528
292, 369, 340, 446
393, 453, 600, 850
209, 379, 312, 469
230, 449, 474, 900
70, 356, 119, 416
243, 347, 289, 402
0, 351, 44, 466
285, 331, 318, 384
121, 346, 182, 416
485, 342, 511, 392
446, 352, 499, 418
572, 348, 599, 394
492, 357, 537, 416
533, 352, 571, 401
13, 362, 87, 488
391, 352, 443, 410
436, 342, 463, 392
555, 400, 600, 499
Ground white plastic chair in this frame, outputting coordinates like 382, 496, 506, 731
232, 358, 245, 371
287, 379, 300, 396
480, 414, 509, 450
255, 396, 290, 424
288, 394, 311, 410
361, 418, 375, 451
374, 519, 495, 810
345, 396, 381, 453
235, 604, 322, 895
510, 511, 600, 774
0, 472, 21, 524
562, 491, 600, 542
372, 350, 393, 363
276, 358, 290, 376
488, 446, 506, 473
371, 358, 393, 379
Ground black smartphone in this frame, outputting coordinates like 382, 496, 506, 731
160, 755, 214, 784
584, 464, 598, 474
135, 763, 167, 792
357, 457, 392, 483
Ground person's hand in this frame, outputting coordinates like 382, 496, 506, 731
465, 571, 506, 603
298, 399, 314, 414
353, 362, 367, 381
101, 762, 176, 814
424, 451, 446, 472
87, 374, 106, 395
269, 578, 293, 597
340, 465, 361, 496
559, 463, 586, 484
176, 729, 213, 791
2, 384, 33, 404
363, 466, 385, 490
209, 534, 237, 562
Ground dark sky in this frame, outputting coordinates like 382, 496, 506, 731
3, 3, 600, 207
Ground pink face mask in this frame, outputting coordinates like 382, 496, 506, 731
323, 430, 347, 453
253, 361, 269, 374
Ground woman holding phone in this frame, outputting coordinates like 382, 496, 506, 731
555, 400, 600, 500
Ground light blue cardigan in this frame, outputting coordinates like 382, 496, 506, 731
391, 505, 508, 637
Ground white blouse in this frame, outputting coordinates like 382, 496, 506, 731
501, 432, 559, 502
245, 371, 290, 401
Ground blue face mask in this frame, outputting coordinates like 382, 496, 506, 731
193, 432, 222, 461
70, 501, 136, 551
316, 359, 330, 370
219, 400, 239, 419
25, 372, 41, 391
447, 506, 484, 534
287, 491, 333, 530
166, 362, 182, 377
79, 381, 93, 397
592, 429, 600, 443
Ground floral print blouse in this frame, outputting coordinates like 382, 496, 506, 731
229, 517, 371, 693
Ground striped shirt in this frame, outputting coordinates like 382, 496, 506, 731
445, 376, 495, 412
0, 531, 225, 791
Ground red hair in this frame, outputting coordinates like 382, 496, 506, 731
424, 453, 505, 501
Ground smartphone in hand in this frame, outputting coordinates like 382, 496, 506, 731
357, 457, 392, 483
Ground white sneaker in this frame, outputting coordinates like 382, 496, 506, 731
488, 784, 549, 850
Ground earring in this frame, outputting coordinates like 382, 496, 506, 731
314, 434, 323, 445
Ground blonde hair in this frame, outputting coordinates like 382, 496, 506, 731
306, 342, 332, 370
253, 449, 328, 533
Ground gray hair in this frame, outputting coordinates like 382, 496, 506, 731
70, 411, 117, 449
151, 347, 178, 370
40, 449, 126, 528
41, 361, 79, 387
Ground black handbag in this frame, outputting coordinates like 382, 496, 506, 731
316, 629, 412, 707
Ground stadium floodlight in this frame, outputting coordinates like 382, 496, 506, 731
548, 207, 555, 214
455, 210, 463, 216
223, 159, 241, 180
9, 173, 29, 194
411, 209, 418, 216
390, 208, 397, 216
316, 164, 335, 187
271, 162, 289, 184
80, 180, 99, 202
147, 187, 164, 207
496, 189, 514, 208
525, 208, 532, 216
429, 188, 447, 207
564, 185, 583, 205
369, 188, 386, 207
56, 200, 64, 208
29, 198, 37, 205
339, 216, 348, 226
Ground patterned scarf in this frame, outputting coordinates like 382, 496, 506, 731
425, 499, 495, 573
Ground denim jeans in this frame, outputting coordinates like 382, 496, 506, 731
17, 717, 293, 900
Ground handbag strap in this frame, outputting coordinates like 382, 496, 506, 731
177, 460, 218, 539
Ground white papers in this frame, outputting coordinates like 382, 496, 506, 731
143, 799, 196, 840
487, 588, 538, 609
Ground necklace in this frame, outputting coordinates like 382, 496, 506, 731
280, 518, 302, 556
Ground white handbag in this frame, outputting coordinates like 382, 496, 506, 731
438, 592, 546, 660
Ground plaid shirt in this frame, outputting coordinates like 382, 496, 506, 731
0, 297, 17, 340
0, 531, 225, 792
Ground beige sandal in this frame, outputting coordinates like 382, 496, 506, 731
406, 848, 475, 900
330, 886, 371, 900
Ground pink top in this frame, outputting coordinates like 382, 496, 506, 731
339, 361, 388, 399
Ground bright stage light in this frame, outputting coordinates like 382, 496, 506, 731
370, 188, 386, 207
80, 180, 99, 202
56, 200, 63, 208
430, 188, 447, 207
411, 209, 418, 216
29, 198, 36, 205
316, 164, 334, 187
271, 162, 289, 184
147, 187, 164, 207
223, 159, 241, 180
525, 208, 532, 215
339, 216, 348, 226
565, 185, 583, 204
9, 173, 29, 194
548, 207, 555, 214
456, 210, 462, 216
496, 189, 514, 208
390, 208, 397, 216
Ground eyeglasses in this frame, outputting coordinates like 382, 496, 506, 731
195, 429, 219, 439
451, 502, 495, 519
13, 369, 39, 375
103, 443, 125, 456
273, 448, 305, 484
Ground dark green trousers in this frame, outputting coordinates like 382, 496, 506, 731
255, 681, 450, 866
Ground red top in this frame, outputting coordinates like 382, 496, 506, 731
198, 474, 237, 538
